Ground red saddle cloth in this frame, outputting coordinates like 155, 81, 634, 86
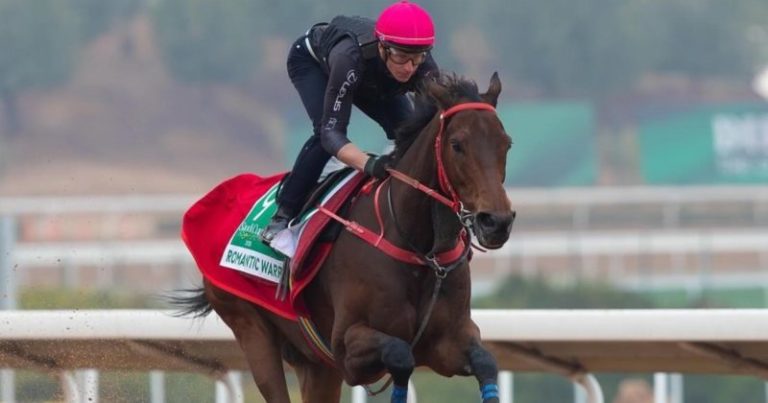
181, 172, 367, 321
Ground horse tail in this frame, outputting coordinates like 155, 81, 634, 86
167, 287, 213, 318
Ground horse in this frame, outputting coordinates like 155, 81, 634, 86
176, 72, 515, 403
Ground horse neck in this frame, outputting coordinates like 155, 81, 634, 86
391, 115, 463, 255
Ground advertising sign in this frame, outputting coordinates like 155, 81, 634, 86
640, 104, 768, 184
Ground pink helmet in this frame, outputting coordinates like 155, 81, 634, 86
375, 1, 435, 49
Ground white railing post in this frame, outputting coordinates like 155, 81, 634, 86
407, 379, 417, 403
0, 369, 14, 403
1, 215, 17, 403
351, 385, 367, 403
0, 215, 17, 309
499, 371, 514, 403
764, 381, 768, 403
572, 373, 604, 403
574, 381, 587, 403
654, 373, 669, 403
80, 369, 99, 403
0, 215, 18, 309
215, 371, 243, 403
669, 373, 683, 403
60, 371, 81, 403
215, 377, 228, 403
149, 371, 165, 403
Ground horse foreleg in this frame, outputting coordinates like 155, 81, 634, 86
467, 341, 501, 403
342, 323, 414, 403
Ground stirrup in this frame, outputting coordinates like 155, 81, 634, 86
260, 217, 289, 245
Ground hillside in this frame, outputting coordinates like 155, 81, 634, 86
0, 16, 289, 196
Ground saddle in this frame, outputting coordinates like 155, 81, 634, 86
181, 168, 369, 320
290, 167, 358, 247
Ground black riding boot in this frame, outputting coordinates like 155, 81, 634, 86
260, 205, 296, 245
261, 134, 329, 245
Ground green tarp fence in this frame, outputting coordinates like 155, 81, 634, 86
285, 101, 596, 187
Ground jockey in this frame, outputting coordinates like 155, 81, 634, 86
261, 1, 439, 244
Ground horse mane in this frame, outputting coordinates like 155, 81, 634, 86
392, 73, 483, 161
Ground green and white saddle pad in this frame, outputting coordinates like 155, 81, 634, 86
220, 170, 358, 283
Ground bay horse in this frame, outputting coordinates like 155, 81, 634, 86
176, 72, 515, 403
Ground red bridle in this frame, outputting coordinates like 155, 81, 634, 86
319, 101, 498, 267
390, 101, 497, 213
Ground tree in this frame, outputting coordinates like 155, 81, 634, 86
0, 0, 80, 136
647, 0, 758, 79
151, 0, 262, 85
475, 0, 652, 97
472, 274, 655, 309
70, 0, 144, 43
428, 0, 767, 98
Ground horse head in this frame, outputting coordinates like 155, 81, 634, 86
424, 72, 515, 249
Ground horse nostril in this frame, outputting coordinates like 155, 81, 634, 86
475, 211, 515, 235
511, 210, 517, 222
476, 212, 495, 230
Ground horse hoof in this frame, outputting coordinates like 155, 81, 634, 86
391, 385, 408, 403
481, 383, 499, 403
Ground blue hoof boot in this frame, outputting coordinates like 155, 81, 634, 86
481, 383, 499, 403
391, 385, 408, 403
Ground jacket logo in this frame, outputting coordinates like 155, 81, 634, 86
333, 70, 358, 112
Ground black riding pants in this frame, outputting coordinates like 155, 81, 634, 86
278, 36, 412, 213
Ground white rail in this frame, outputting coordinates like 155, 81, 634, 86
505, 185, 768, 205
14, 240, 192, 266
4, 310, 768, 402
0, 185, 767, 214
10, 229, 768, 267
495, 228, 768, 256
0, 195, 194, 215
3, 309, 767, 375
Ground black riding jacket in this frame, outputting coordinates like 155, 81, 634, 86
307, 16, 439, 155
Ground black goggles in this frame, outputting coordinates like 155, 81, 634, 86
384, 46, 429, 66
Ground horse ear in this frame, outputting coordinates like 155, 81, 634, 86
427, 80, 453, 110
482, 72, 502, 107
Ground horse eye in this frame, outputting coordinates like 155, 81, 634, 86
450, 139, 462, 153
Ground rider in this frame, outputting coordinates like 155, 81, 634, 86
261, 1, 440, 244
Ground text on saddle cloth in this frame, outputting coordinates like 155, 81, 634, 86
220, 169, 360, 283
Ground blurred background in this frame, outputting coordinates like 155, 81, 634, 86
1, 0, 768, 402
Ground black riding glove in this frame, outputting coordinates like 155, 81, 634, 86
363, 154, 393, 179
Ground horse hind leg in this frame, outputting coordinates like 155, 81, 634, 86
205, 286, 291, 402
234, 324, 291, 403
343, 324, 415, 403
426, 328, 500, 403
291, 359, 343, 403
